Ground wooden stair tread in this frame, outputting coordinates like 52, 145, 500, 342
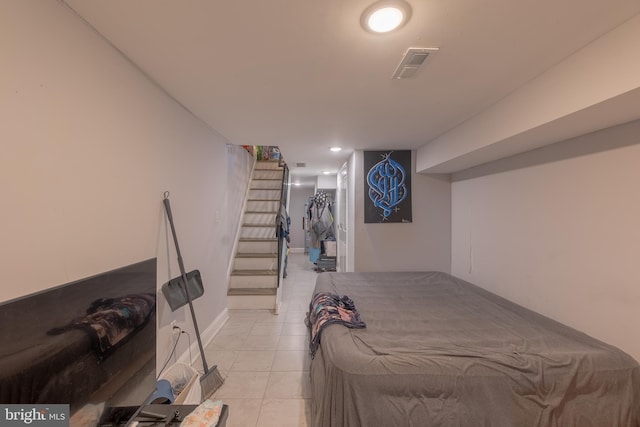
235, 253, 277, 258
244, 212, 277, 215
231, 269, 278, 276
228, 287, 277, 296
239, 237, 277, 242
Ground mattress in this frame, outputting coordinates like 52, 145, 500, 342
309, 271, 640, 427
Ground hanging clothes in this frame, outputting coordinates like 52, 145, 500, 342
276, 203, 291, 277
276, 202, 291, 243
308, 247, 321, 264
308, 191, 334, 263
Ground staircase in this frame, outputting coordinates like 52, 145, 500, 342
228, 159, 285, 310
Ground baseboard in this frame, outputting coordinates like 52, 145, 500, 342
176, 307, 229, 369
201, 307, 230, 349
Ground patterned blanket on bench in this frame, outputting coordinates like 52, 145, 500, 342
48, 293, 155, 360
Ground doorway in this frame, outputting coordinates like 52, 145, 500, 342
336, 162, 349, 272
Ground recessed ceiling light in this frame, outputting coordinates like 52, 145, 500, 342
361, 0, 412, 34
329, 147, 342, 152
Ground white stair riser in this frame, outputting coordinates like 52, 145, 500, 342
238, 240, 278, 253
244, 213, 277, 225
241, 227, 276, 239
228, 294, 277, 310
248, 189, 281, 200
229, 274, 278, 289
234, 257, 278, 270
227, 159, 284, 311
251, 180, 282, 190
253, 170, 283, 180
246, 200, 279, 213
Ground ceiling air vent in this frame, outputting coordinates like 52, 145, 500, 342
392, 47, 438, 80
295, 162, 307, 168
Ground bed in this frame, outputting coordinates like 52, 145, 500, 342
307, 271, 640, 427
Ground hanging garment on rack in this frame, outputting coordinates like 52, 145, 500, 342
309, 247, 321, 264
276, 202, 291, 243
308, 191, 334, 263
308, 193, 333, 245
277, 202, 291, 277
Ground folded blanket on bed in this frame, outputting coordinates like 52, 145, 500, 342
48, 293, 155, 361
306, 292, 366, 358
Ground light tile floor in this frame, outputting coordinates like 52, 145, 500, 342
205, 252, 317, 427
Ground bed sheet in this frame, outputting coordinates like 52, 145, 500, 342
309, 271, 640, 427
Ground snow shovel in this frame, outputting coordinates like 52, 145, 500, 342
162, 191, 223, 398
162, 270, 205, 312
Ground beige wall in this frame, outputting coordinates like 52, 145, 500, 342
0, 1, 247, 369
451, 119, 640, 361
354, 151, 451, 272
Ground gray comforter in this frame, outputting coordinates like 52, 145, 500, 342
309, 271, 640, 427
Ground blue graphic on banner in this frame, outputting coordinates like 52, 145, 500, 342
366, 152, 408, 219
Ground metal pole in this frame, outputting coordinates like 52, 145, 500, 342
162, 192, 209, 373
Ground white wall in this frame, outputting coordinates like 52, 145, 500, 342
354, 151, 451, 272
225, 144, 255, 261
316, 174, 337, 190
451, 119, 640, 361
0, 1, 246, 372
417, 14, 640, 173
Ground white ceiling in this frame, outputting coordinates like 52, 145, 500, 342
62, 0, 640, 185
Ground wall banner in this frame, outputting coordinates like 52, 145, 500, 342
364, 150, 412, 223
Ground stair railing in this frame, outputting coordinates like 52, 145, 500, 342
276, 160, 290, 288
